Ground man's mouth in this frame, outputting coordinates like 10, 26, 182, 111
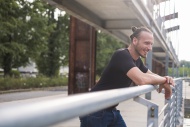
144, 50, 148, 55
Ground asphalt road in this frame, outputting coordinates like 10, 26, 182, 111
0, 86, 68, 103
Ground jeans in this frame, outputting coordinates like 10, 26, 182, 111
79, 108, 127, 127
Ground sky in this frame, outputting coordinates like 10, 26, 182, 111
175, 0, 190, 61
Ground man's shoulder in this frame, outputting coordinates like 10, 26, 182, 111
115, 48, 128, 53
112, 48, 131, 59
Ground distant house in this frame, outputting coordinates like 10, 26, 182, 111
59, 66, 69, 77
0, 68, 3, 72
18, 62, 38, 77
0, 68, 3, 77
18, 63, 68, 77
1, 61, 68, 77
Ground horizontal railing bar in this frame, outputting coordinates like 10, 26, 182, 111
148, 122, 154, 127
159, 112, 168, 127
158, 103, 168, 117
170, 108, 174, 116
0, 78, 186, 127
159, 113, 168, 127
170, 102, 174, 107
170, 108, 175, 117
0, 85, 157, 127
170, 115, 175, 122
164, 122, 168, 127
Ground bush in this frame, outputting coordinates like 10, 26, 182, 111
10, 70, 20, 78
0, 76, 68, 91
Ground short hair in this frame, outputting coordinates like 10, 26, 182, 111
130, 26, 153, 41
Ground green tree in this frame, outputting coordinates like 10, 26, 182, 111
180, 60, 190, 77
0, 0, 50, 77
168, 60, 190, 77
36, 8, 70, 77
96, 32, 126, 76
180, 60, 190, 68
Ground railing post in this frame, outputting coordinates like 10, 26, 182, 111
164, 79, 184, 127
174, 84, 178, 127
165, 51, 169, 75
145, 51, 152, 100
164, 87, 178, 127
175, 79, 183, 126
164, 99, 171, 127
134, 96, 158, 127
171, 91, 176, 126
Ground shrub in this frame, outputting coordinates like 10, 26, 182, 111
0, 76, 68, 91
10, 70, 20, 78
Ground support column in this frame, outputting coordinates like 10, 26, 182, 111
176, 66, 179, 77
145, 51, 152, 100
165, 52, 169, 76
69, 16, 96, 94
172, 62, 175, 77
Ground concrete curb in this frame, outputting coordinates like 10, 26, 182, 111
0, 86, 68, 94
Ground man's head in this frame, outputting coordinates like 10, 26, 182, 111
130, 26, 154, 58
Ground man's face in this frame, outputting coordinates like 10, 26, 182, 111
133, 31, 154, 58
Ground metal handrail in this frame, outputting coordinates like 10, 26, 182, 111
158, 103, 168, 117
0, 78, 187, 127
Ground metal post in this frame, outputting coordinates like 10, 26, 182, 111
183, 65, 184, 77
164, 99, 171, 127
172, 62, 174, 77
177, 66, 179, 77
69, 16, 96, 94
165, 51, 169, 76
175, 82, 179, 126
134, 96, 158, 127
145, 51, 152, 100
175, 79, 183, 126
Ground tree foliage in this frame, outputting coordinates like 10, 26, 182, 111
0, 0, 69, 77
0, 0, 50, 77
168, 60, 190, 77
96, 32, 126, 76
35, 7, 70, 77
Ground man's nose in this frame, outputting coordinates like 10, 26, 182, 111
147, 44, 152, 51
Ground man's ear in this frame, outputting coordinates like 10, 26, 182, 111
133, 37, 138, 45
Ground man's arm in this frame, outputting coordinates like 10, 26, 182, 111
127, 67, 174, 99
146, 69, 175, 99
146, 69, 174, 85
127, 67, 167, 85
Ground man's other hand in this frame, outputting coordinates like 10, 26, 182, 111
158, 83, 172, 100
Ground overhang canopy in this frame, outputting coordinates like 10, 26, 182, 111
46, 0, 180, 66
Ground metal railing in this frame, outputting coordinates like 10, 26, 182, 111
0, 78, 186, 127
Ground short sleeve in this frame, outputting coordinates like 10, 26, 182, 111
110, 49, 136, 74
138, 58, 148, 73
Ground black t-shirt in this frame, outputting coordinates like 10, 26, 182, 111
91, 48, 148, 92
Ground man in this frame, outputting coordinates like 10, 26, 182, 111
80, 26, 174, 127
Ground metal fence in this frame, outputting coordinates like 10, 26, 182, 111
0, 78, 186, 127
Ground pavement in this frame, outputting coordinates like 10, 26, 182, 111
0, 81, 190, 127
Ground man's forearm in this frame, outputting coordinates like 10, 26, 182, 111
144, 73, 166, 85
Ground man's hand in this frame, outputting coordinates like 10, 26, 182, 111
158, 83, 172, 99
158, 76, 175, 100
164, 76, 175, 86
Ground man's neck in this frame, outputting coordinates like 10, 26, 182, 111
127, 45, 139, 60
